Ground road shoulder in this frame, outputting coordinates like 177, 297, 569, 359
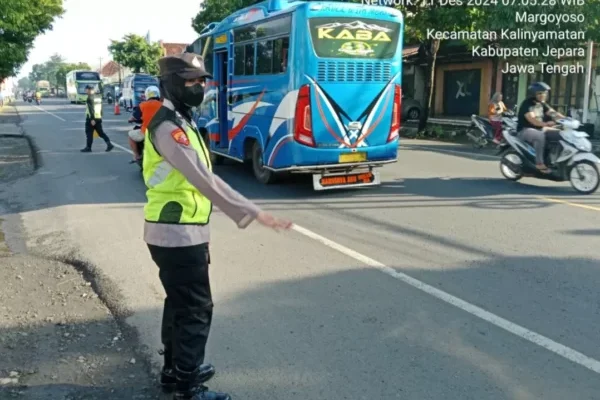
0, 104, 162, 399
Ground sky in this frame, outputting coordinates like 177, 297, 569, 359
17, 0, 203, 79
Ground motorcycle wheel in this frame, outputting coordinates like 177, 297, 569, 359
569, 160, 600, 194
500, 150, 523, 181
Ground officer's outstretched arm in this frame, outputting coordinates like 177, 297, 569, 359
154, 123, 262, 228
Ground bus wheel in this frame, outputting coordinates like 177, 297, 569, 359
251, 141, 277, 184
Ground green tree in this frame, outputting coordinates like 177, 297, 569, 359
0, 0, 65, 80
108, 34, 163, 75
192, 0, 262, 33
55, 62, 92, 90
398, 1, 599, 130
397, 3, 482, 131
28, 54, 66, 88
18, 76, 33, 90
0, 43, 29, 81
479, 2, 600, 55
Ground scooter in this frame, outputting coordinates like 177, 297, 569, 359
466, 105, 518, 148
498, 117, 600, 194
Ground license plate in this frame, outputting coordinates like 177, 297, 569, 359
339, 152, 367, 163
313, 170, 380, 190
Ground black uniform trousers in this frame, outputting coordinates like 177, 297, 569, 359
147, 243, 213, 372
85, 118, 111, 148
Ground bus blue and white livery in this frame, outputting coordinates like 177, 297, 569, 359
190, 0, 404, 190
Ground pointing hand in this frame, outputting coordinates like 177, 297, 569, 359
256, 211, 292, 232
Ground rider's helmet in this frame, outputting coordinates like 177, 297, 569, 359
527, 82, 550, 100
144, 85, 160, 100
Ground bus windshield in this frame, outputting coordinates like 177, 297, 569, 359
308, 17, 400, 60
77, 82, 99, 94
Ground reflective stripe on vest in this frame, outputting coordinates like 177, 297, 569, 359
85, 96, 102, 119
142, 112, 212, 225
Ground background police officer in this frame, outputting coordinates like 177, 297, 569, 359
144, 53, 291, 400
81, 84, 113, 153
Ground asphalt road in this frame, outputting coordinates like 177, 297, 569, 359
4, 98, 600, 399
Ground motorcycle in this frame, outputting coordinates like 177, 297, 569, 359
498, 117, 600, 194
466, 105, 518, 148
27, 96, 32, 103
106, 93, 113, 104
127, 117, 144, 171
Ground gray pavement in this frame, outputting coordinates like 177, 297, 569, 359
2, 98, 600, 399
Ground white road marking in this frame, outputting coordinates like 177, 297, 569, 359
34, 105, 67, 121
111, 142, 133, 154
291, 223, 600, 375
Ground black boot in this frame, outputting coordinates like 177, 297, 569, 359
174, 366, 230, 400
159, 349, 215, 393
106, 143, 114, 152
80, 147, 91, 152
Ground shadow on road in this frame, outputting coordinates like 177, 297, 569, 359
2, 255, 600, 399
561, 229, 600, 236
401, 141, 500, 162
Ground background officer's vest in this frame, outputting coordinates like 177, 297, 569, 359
86, 96, 102, 119
143, 106, 212, 225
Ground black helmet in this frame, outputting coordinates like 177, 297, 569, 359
527, 82, 550, 98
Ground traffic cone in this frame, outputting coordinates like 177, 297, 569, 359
114, 102, 120, 115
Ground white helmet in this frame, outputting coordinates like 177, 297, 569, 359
144, 85, 160, 100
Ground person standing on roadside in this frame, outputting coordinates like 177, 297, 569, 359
81, 85, 113, 153
144, 52, 292, 400
488, 92, 507, 144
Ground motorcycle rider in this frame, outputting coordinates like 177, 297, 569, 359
516, 82, 566, 173
128, 85, 162, 161
35, 90, 41, 103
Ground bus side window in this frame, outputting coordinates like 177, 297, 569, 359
257, 40, 273, 74
204, 38, 214, 76
234, 45, 245, 75
273, 37, 289, 73
244, 43, 255, 75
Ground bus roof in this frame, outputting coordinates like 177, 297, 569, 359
198, 0, 401, 36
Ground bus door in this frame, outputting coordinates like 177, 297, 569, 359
214, 49, 230, 149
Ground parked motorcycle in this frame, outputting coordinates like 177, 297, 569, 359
466, 105, 518, 148
498, 117, 600, 194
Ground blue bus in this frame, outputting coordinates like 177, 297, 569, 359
190, 0, 404, 190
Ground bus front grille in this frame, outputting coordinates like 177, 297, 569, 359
316, 62, 392, 82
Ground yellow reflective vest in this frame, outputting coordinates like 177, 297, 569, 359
142, 107, 213, 225
86, 96, 102, 119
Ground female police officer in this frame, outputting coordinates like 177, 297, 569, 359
144, 53, 292, 400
